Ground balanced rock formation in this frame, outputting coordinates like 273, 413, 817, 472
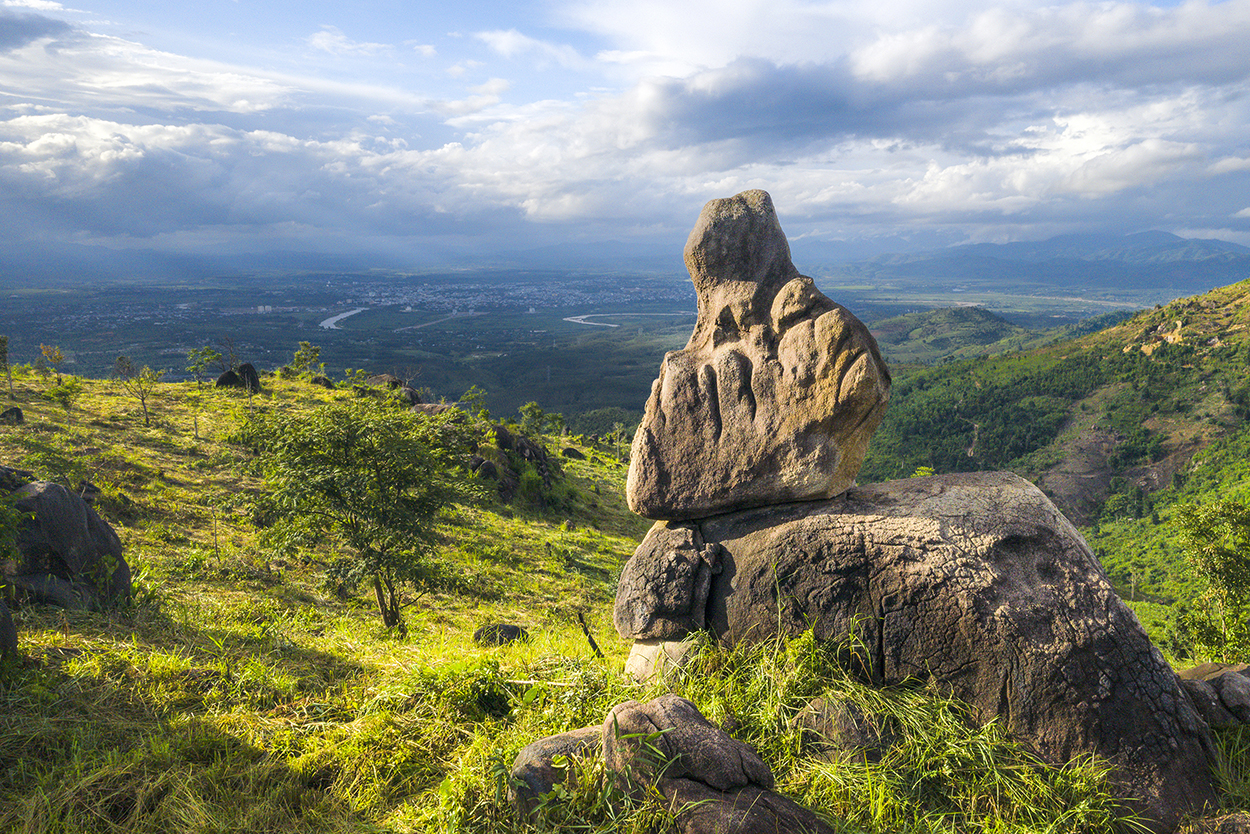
627, 190, 890, 520
9, 481, 131, 610
615, 471, 1217, 829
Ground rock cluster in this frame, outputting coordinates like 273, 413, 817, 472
511, 695, 833, 834
517, 190, 1223, 831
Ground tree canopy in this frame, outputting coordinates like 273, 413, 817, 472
237, 398, 480, 633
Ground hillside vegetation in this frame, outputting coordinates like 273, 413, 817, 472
860, 278, 1250, 652
2, 363, 1227, 833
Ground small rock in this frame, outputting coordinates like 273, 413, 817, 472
794, 696, 895, 762
474, 623, 529, 646
1180, 678, 1240, 729
624, 636, 701, 682
561, 447, 585, 460
365, 373, 404, 389
0, 406, 23, 425
310, 375, 336, 389
412, 403, 453, 416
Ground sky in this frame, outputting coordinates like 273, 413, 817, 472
2, 0, 1250, 265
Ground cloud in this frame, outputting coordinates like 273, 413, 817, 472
306, 25, 390, 56
3, 0, 65, 10
3, 0, 1250, 257
475, 29, 585, 69
0, 8, 71, 51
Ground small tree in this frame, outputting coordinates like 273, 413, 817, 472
0, 335, 12, 400
186, 346, 222, 388
114, 355, 165, 427
45, 376, 83, 422
40, 344, 64, 385
1175, 500, 1250, 661
518, 401, 546, 436
238, 399, 478, 634
290, 341, 323, 378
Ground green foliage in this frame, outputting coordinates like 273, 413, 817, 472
43, 375, 83, 418
517, 401, 546, 436
114, 356, 165, 427
1174, 500, 1250, 661
39, 344, 64, 385
236, 398, 480, 633
289, 341, 322, 378
184, 346, 221, 388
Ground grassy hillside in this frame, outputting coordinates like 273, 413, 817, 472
860, 278, 1250, 653
2, 366, 1229, 833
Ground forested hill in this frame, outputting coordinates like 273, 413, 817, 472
859, 277, 1250, 634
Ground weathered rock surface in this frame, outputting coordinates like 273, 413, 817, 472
9, 481, 131, 609
473, 623, 529, 646
615, 471, 1217, 830
626, 190, 890, 520
0, 406, 23, 425
512, 696, 836, 833
509, 725, 600, 817
614, 522, 722, 640
794, 696, 895, 763
604, 695, 773, 794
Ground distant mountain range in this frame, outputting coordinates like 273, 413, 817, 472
811, 232, 1250, 301
2, 230, 1247, 292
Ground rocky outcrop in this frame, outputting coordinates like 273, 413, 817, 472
615, 471, 1218, 830
1179, 664, 1250, 729
626, 190, 890, 520
513, 695, 835, 834
9, 481, 131, 610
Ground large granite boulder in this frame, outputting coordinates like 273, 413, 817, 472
9, 481, 131, 610
626, 190, 890, 520
615, 471, 1217, 830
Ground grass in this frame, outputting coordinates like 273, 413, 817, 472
0, 366, 1236, 832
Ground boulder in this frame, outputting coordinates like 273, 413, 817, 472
214, 369, 242, 389
0, 599, 15, 657
626, 190, 890, 520
604, 694, 773, 793
10, 481, 131, 609
236, 363, 261, 393
614, 471, 1217, 830
0, 406, 23, 425
614, 522, 721, 641
602, 695, 835, 834
561, 447, 585, 460
659, 779, 836, 834
310, 375, 336, 389
473, 623, 529, 646
509, 725, 600, 818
